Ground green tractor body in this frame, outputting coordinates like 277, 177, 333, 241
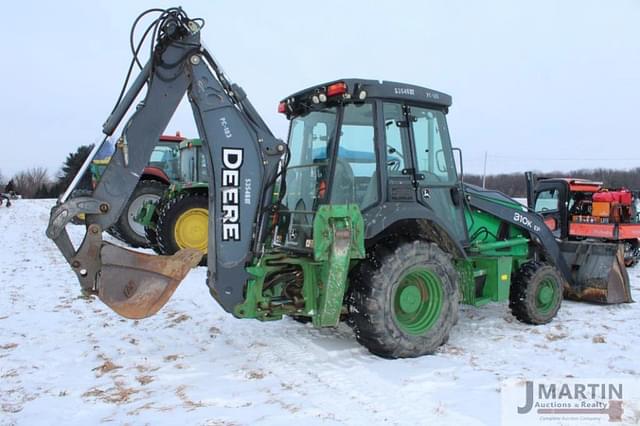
460, 194, 530, 306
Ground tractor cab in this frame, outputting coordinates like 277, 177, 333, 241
176, 138, 208, 186
274, 79, 468, 252
529, 178, 602, 238
147, 135, 184, 182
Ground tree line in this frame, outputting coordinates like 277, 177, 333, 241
1, 146, 638, 199
1, 145, 93, 198
463, 168, 640, 197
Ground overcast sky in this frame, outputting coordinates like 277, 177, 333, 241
1, 0, 639, 179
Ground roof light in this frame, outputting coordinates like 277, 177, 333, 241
358, 90, 367, 100
318, 93, 327, 102
312, 95, 320, 104
278, 101, 287, 114
327, 82, 347, 97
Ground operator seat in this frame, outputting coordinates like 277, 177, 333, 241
331, 159, 356, 205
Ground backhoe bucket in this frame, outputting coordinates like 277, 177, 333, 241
560, 241, 633, 304
97, 242, 203, 319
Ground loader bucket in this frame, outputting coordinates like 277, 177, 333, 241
560, 241, 633, 304
97, 242, 203, 319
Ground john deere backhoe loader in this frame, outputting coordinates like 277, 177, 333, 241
47, 8, 632, 358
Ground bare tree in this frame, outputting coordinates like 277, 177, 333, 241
465, 167, 640, 197
12, 167, 51, 198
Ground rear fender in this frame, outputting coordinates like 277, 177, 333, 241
142, 166, 170, 185
363, 203, 466, 258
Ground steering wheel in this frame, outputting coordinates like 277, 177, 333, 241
387, 146, 404, 159
387, 159, 401, 172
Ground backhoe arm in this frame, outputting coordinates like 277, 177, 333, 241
47, 10, 285, 318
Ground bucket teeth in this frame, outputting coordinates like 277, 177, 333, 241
96, 243, 203, 319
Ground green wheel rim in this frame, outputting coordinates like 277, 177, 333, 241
536, 277, 558, 314
393, 268, 443, 335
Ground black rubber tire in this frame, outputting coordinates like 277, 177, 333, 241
509, 261, 563, 325
624, 240, 639, 268
348, 240, 459, 359
109, 180, 167, 248
144, 198, 164, 254
156, 191, 208, 266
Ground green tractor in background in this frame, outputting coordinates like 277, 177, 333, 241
138, 138, 209, 263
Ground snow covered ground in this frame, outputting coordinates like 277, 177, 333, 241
1, 200, 639, 425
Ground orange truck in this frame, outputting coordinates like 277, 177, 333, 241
526, 173, 640, 267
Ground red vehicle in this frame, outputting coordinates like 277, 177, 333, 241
528, 175, 640, 267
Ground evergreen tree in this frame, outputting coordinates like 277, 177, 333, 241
5, 179, 15, 193
55, 144, 94, 195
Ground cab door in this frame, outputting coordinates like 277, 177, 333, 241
381, 102, 416, 204
406, 105, 468, 245
533, 181, 568, 238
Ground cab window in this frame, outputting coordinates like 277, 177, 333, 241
382, 102, 408, 175
410, 107, 455, 184
331, 102, 378, 209
535, 189, 560, 212
149, 145, 179, 180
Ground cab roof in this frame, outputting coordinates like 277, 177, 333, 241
178, 138, 202, 150
540, 177, 603, 192
159, 134, 185, 142
280, 79, 452, 117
